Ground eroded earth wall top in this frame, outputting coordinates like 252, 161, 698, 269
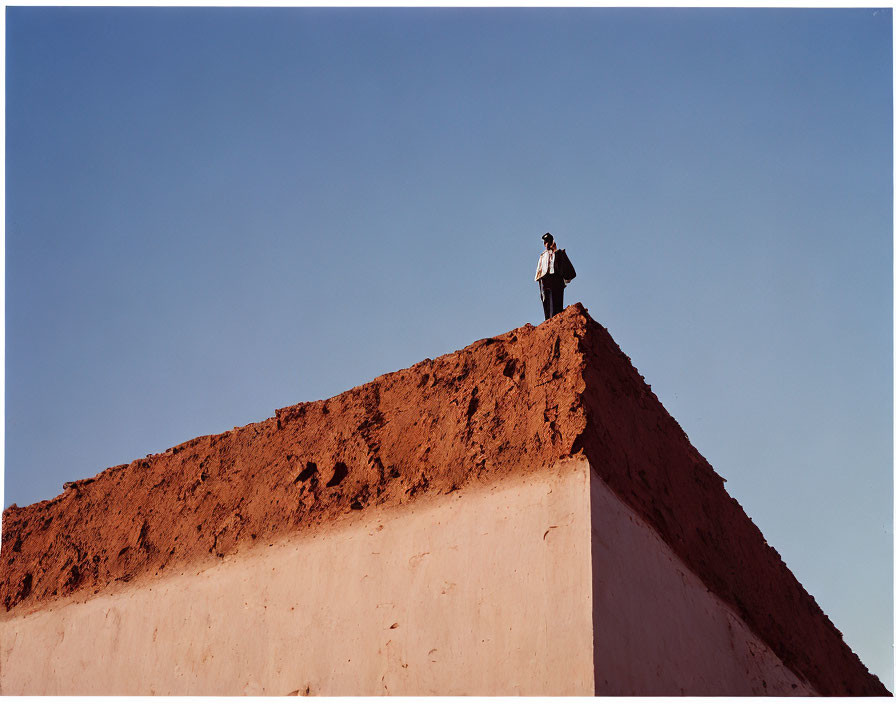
1, 303, 887, 695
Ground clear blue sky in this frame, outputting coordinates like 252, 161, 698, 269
5, 6, 892, 689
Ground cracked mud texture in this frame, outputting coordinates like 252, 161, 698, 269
0, 303, 888, 696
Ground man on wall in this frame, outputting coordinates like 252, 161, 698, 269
534, 232, 576, 320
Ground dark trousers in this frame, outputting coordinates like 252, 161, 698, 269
539, 274, 565, 320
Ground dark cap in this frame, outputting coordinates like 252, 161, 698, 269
541, 232, 553, 243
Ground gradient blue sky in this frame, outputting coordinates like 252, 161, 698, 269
5, 6, 893, 688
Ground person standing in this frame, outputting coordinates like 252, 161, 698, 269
534, 232, 575, 320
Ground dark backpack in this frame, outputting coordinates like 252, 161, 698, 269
557, 249, 576, 281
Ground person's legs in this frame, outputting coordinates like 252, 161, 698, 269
551, 283, 564, 317
540, 277, 566, 320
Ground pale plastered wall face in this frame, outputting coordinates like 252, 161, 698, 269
1, 460, 595, 696
589, 466, 817, 696
1, 458, 821, 696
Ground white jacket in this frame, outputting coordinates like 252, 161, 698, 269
535, 248, 571, 284
534, 249, 555, 281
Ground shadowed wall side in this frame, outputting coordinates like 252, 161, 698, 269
588, 463, 817, 696
573, 310, 888, 695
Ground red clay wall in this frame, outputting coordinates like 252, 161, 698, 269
1, 304, 887, 695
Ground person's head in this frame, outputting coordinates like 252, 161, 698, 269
542, 232, 555, 250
